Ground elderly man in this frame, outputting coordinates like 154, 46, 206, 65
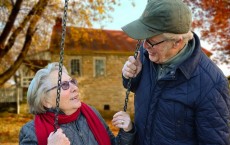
121, 0, 230, 144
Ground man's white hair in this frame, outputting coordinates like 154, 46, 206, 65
162, 31, 194, 43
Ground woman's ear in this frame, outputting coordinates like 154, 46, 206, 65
42, 97, 53, 108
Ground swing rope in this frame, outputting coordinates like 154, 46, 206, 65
54, 0, 69, 132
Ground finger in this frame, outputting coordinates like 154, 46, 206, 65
129, 51, 141, 64
48, 131, 54, 137
125, 63, 138, 77
125, 64, 136, 74
128, 56, 136, 63
114, 111, 130, 120
112, 117, 124, 125
122, 63, 134, 79
112, 117, 130, 127
57, 128, 63, 133
123, 71, 136, 78
50, 128, 61, 136
126, 59, 138, 71
113, 111, 124, 118
123, 67, 135, 77
112, 119, 126, 127
113, 111, 130, 121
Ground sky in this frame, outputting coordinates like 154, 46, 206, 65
95, 1, 147, 30
93, 1, 230, 77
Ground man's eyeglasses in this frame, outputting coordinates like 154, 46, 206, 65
145, 39, 166, 48
46, 78, 77, 93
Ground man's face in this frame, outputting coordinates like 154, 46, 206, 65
143, 34, 177, 64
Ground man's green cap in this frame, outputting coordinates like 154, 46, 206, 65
122, 0, 192, 40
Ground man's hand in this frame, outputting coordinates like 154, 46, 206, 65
112, 111, 133, 132
122, 51, 142, 79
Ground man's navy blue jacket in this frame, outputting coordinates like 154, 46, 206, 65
123, 33, 230, 145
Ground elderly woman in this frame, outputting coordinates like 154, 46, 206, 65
19, 62, 135, 145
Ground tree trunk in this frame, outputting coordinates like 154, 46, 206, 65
0, 0, 49, 60
0, 0, 49, 86
0, 0, 23, 50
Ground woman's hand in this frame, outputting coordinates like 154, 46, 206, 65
112, 111, 133, 132
48, 128, 70, 145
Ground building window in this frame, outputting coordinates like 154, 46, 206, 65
94, 57, 106, 77
70, 58, 81, 76
104, 104, 110, 110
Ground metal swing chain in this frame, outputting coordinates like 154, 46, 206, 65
123, 40, 141, 112
118, 40, 141, 145
54, 0, 140, 134
54, 0, 69, 132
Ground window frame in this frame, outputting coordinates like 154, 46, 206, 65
93, 57, 106, 77
69, 57, 82, 76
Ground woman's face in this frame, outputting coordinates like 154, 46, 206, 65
45, 70, 81, 115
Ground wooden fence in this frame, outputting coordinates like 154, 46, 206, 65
0, 87, 22, 103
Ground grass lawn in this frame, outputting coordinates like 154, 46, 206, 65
0, 103, 119, 144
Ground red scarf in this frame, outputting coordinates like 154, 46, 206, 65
35, 102, 111, 145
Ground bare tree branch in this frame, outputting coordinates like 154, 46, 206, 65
0, 0, 23, 50
0, 0, 49, 86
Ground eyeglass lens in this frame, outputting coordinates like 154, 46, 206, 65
61, 79, 77, 90
145, 39, 165, 47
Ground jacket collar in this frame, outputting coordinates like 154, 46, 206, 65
178, 32, 202, 79
143, 32, 203, 80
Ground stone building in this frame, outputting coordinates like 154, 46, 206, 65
49, 19, 137, 118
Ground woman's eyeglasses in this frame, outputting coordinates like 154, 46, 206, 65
46, 78, 77, 93
145, 39, 166, 48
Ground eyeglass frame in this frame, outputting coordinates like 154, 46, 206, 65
46, 78, 77, 93
145, 39, 166, 48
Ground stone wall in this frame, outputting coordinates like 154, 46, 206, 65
52, 54, 135, 118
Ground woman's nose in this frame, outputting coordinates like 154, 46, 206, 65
70, 83, 78, 92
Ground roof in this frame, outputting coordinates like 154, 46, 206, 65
50, 23, 137, 54
49, 19, 212, 56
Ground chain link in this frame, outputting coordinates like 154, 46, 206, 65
54, 0, 140, 137
123, 40, 141, 112
118, 40, 141, 145
54, 0, 69, 132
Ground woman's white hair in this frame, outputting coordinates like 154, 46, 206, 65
27, 62, 68, 114
162, 31, 194, 44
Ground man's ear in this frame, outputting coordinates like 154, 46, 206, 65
172, 37, 183, 49
174, 37, 183, 46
